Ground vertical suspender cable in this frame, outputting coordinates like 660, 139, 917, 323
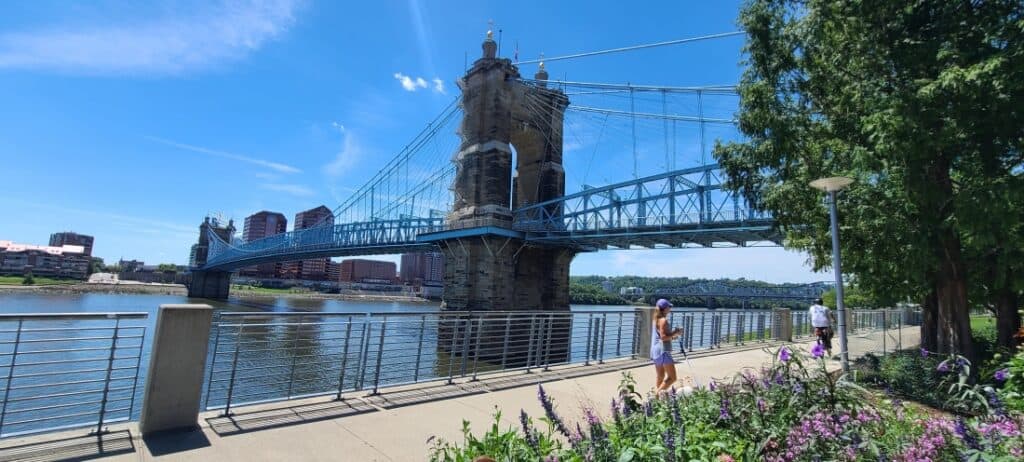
630, 86, 638, 179
662, 90, 670, 172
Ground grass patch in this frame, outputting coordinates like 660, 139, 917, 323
0, 275, 80, 286
231, 284, 309, 294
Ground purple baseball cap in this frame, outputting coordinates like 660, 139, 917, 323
656, 299, 673, 309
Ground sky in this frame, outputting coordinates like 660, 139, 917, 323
0, 0, 826, 283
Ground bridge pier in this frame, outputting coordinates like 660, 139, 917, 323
188, 270, 231, 300
436, 29, 574, 368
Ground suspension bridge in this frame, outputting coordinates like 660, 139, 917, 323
188, 30, 782, 306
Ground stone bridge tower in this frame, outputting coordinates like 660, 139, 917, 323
441, 29, 574, 315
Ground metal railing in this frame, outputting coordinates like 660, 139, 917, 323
203, 308, 784, 414
204, 310, 643, 414
0, 313, 148, 438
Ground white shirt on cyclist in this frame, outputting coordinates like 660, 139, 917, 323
809, 304, 831, 328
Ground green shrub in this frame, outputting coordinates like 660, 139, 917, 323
430, 347, 1024, 461
21, 273, 34, 285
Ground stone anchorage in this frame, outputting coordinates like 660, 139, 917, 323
437, 29, 575, 368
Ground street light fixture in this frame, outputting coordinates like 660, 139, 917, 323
810, 176, 854, 373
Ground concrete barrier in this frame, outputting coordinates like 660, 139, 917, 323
773, 308, 792, 342
139, 304, 214, 435
636, 307, 654, 357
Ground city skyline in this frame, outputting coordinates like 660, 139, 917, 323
0, 0, 823, 283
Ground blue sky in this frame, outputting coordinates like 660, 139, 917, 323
0, 0, 824, 283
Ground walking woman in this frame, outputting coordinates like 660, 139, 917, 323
651, 299, 683, 393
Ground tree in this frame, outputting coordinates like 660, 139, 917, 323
88, 257, 105, 275
156, 263, 179, 273
21, 272, 34, 285
715, 0, 1024, 356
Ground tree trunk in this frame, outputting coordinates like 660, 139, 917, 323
921, 290, 938, 353
935, 229, 974, 359
995, 289, 1021, 350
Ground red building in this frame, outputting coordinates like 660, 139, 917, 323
285, 206, 334, 280
339, 259, 396, 284
400, 252, 444, 285
240, 211, 287, 278
0, 240, 89, 279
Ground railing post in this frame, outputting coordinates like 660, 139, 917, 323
471, 316, 485, 380
203, 321, 222, 410
699, 312, 706, 349
525, 315, 538, 372
285, 315, 306, 399
543, 316, 555, 371
615, 312, 624, 357
414, 315, 426, 382
584, 313, 594, 366
0, 319, 24, 436
459, 316, 473, 378
357, 318, 372, 391
446, 316, 460, 384
222, 321, 244, 416
598, 313, 607, 364
335, 316, 353, 400
94, 318, 121, 434
371, 318, 387, 394
500, 315, 512, 370
140, 304, 214, 435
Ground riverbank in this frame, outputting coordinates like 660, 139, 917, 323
0, 282, 188, 295
230, 289, 430, 303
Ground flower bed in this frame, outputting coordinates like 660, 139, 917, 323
429, 347, 1024, 461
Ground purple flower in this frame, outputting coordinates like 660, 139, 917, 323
778, 347, 792, 362
757, 398, 767, 413
709, 380, 717, 391
663, 427, 676, 462
520, 409, 538, 449
920, 348, 928, 357
936, 360, 950, 372
537, 384, 570, 439
719, 398, 730, 420
995, 368, 1009, 382
811, 343, 825, 358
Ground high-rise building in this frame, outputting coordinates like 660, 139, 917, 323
287, 206, 334, 280
400, 252, 444, 285
49, 232, 94, 257
339, 259, 396, 284
0, 240, 89, 279
240, 211, 287, 278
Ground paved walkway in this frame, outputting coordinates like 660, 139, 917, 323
0, 328, 918, 462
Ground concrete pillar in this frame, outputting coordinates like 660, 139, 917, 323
188, 270, 231, 299
773, 308, 793, 342
140, 304, 214, 435
636, 307, 654, 357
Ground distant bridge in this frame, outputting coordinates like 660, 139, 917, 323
652, 281, 833, 302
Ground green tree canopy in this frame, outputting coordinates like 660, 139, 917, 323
715, 0, 1024, 355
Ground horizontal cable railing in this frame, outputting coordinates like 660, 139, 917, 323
203, 309, 786, 415
0, 313, 148, 439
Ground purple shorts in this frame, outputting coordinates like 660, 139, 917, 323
652, 352, 674, 366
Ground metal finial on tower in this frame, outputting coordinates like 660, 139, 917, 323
535, 53, 548, 86
482, 19, 497, 58
486, 19, 494, 40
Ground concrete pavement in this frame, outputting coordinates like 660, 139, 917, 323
0, 327, 918, 462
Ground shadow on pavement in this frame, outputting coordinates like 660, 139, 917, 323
142, 427, 211, 457
205, 399, 376, 436
0, 429, 135, 462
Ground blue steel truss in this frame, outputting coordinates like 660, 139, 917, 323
513, 164, 781, 249
200, 166, 782, 272
203, 217, 444, 271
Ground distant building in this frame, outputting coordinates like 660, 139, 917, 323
240, 211, 287, 278
339, 259, 396, 283
0, 240, 89, 279
619, 286, 644, 297
49, 232, 94, 257
327, 260, 340, 282
601, 279, 616, 294
119, 259, 145, 272
400, 252, 444, 285
285, 206, 334, 280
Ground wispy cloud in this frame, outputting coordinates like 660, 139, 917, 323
261, 183, 315, 197
394, 72, 427, 91
394, 71, 446, 94
323, 128, 364, 177
0, 0, 301, 75
145, 135, 301, 174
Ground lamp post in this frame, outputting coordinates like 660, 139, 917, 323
810, 176, 854, 373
